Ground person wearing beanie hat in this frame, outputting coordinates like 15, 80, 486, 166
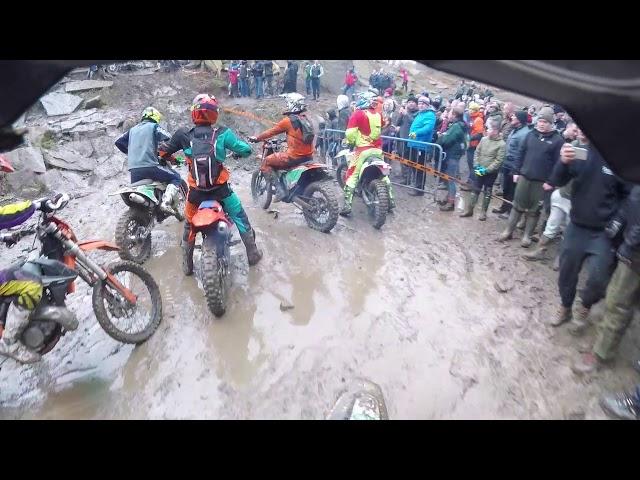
553, 105, 568, 133
536, 106, 555, 124
493, 109, 532, 216
498, 104, 564, 247
468, 101, 480, 112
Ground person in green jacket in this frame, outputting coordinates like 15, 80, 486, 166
460, 116, 505, 220
436, 106, 467, 212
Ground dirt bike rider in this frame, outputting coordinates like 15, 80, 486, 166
340, 91, 395, 217
0, 156, 72, 364
248, 93, 316, 202
158, 94, 263, 272
115, 107, 183, 217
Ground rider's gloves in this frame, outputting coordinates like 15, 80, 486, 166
408, 132, 417, 139
248, 136, 259, 143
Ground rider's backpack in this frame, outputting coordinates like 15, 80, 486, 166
290, 115, 315, 145
190, 126, 224, 191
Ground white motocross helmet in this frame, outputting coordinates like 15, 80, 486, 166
337, 94, 350, 110
280, 92, 307, 114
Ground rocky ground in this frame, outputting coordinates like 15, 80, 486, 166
0, 61, 638, 419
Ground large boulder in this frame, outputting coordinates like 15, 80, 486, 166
3, 146, 46, 174
44, 148, 96, 172
40, 92, 83, 116
36, 169, 85, 193
94, 154, 126, 180
64, 80, 113, 93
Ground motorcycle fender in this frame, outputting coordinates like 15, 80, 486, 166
79, 240, 120, 252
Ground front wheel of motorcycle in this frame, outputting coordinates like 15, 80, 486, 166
201, 239, 227, 317
302, 181, 339, 233
115, 209, 152, 264
251, 169, 272, 210
92, 261, 162, 344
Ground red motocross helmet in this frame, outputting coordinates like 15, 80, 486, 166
191, 94, 219, 125
0, 155, 15, 173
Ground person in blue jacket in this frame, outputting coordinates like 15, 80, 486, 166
407, 96, 436, 196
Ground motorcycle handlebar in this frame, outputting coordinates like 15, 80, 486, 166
35, 193, 70, 213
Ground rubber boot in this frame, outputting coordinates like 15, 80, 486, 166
160, 183, 180, 216
498, 209, 521, 241
459, 192, 478, 218
181, 222, 195, 276
340, 186, 355, 217
240, 228, 263, 266
520, 214, 539, 248
439, 198, 455, 212
523, 234, 552, 261
0, 305, 41, 364
478, 193, 491, 221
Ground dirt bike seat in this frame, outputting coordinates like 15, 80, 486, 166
130, 179, 155, 187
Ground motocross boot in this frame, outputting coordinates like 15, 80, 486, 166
160, 184, 180, 217
182, 222, 195, 276
0, 305, 41, 364
340, 186, 355, 217
240, 228, 263, 266
268, 172, 286, 203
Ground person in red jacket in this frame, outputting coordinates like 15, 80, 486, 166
343, 66, 358, 99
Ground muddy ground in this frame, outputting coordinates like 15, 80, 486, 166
0, 63, 638, 419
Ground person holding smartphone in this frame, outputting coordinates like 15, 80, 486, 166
544, 138, 631, 340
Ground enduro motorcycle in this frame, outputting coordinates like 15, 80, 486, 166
186, 199, 237, 318
250, 138, 339, 233
0, 194, 163, 358
111, 155, 187, 264
335, 147, 392, 229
